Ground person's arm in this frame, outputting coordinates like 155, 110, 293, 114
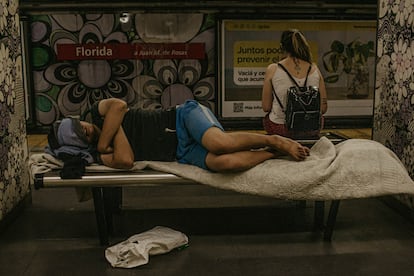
99, 126, 134, 169
316, 67, 328, 114
96, 98, 134, 169
262, 63, 277, 113
96, 98, 129, 153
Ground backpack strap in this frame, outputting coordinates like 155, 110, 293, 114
277, 62, 312, 88
270, 80, 285, 111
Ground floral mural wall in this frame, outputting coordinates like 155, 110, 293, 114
0, 0, 30, 221
374, 0, 414, 210
29, 13, 216, 126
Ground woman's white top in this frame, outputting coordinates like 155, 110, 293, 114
269, 64, 320, 124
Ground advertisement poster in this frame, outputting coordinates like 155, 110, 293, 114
220, 20, 376, 118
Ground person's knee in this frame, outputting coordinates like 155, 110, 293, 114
207, 139, 233, 155
202, 128, 233, 154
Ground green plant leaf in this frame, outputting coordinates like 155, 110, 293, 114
322, 52, 334, 72
330, 54, 339, 72
346, 45, 354, 59
324, 75, 339, 83
331, 40, 344, 53
344, 59, 353, 73
360, 45, 371, 62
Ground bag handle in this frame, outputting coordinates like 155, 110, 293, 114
277, 63, 312, 88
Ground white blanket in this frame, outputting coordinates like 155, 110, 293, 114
29, 137, 414, 201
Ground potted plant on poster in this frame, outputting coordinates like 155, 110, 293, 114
322, 39, 375, 99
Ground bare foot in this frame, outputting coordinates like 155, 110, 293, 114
270, 135, 310, 161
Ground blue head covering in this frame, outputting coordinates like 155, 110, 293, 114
45, 117, 95, 164
57, 118, 88, 148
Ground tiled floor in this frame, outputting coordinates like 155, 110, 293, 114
3, 127, 414, 275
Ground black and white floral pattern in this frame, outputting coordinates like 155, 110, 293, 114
30, 13, 216, 126
0, 0, 29, 221
374, 0, 414, 210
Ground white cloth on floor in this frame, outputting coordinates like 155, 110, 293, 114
105, 226, 189, 268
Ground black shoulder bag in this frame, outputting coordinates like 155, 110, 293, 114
272, 63, 321, 131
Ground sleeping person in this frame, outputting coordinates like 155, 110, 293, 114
47, 98, 310, 173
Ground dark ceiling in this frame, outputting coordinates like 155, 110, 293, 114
19, 0, 378, 20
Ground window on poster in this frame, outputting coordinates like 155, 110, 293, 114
219, 20, 376, 119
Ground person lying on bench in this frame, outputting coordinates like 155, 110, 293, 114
49, 98, 310, 173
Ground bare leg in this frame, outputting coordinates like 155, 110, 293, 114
201, 127, 310, 161
205, 149, 278, 173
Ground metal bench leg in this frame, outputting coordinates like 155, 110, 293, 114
92, 187, 109, 246
112, 187, 123, 214
296, 200, 307, 208
314, 201, 325, 230
324, 200, 340, 242
103, 188, 115, 235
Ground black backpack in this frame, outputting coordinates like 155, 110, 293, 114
273, 63, 321, 131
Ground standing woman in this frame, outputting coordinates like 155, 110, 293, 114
262, 29, 328, 139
